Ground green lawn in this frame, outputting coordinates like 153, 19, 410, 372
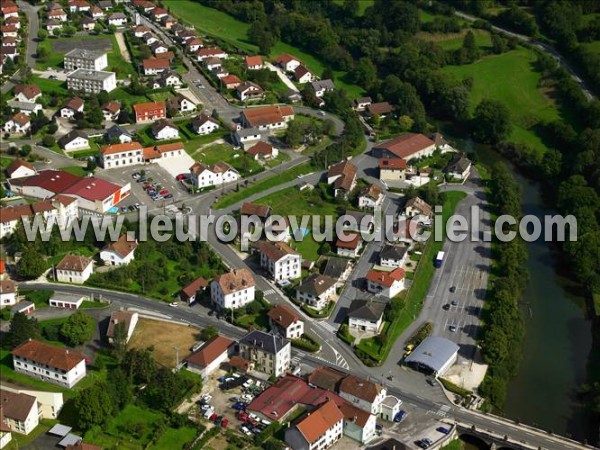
0, 157, 12, 167
418, 29, 493, 51
109, 87, 151, 105
582, 40, 600, 56
106, 405, 162, 446
213, 162, 314, 209
30, 75, 68, 96
332, 0, 374, 15
356, 191, 468, 362
441, 439, 464, 450
419, 8, 438, 24
442, 48, 568, 155
147, 91, 175, 102
150, 427, 197, 450
60, 166, 88, 177
163, 0, 364, 97
194, 143, 263, 177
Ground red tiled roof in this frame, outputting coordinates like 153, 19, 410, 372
379, 158, 407, 170
0, 279, 16, 295
328, 161, 357, 191
267, 304, 300, 330
12, 339, 85, 372
246, 141, 273, 157
274, 53, 300, 65
336, 232, 361, 249
186, 335, 233, 368
133, 101, 165, 115
143, 58, 169, 70
258, 241, 298, 262
240, 202, 270, 218
100, 141, 142, 155
181, 276, 208, 299
221, 74, 241, 86
9, 169, 80, 193
374, 133, 435, 159
339, 374, 383, 402
367, 101, 393, 115
196, 47, 225, 58
365, 267, 405, 287
11, 112, 30, 126
105, 310, 136, 339
56, 254, 92, 272
62, 177, 122, 202
103, 234, 137, 258
245, 55, 263, 67
101, 100, 121, 114
63, 96, 84, 111
214, 269, 254, 295
242, 105, 294, 127
296, 400, 344, 444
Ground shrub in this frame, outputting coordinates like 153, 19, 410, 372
291, 334, 320, 352
337, 324, 354, 345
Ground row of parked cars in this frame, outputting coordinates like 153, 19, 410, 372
414, 426, 451, 448
197, 394, 230, 428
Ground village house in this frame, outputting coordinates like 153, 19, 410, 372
239, 330, 291, 377
353, 96, 372, 111
366, 101, 393, 118
232, 127, 262, 148
294, 65, 315, 84
366, 267, 406, 299
185, 37, 203, 53
236, 81, 264, 102
59, 97, 84, 119
107, 12, 127, 27
133, 101, 165, 123
142, 33, 159, 46
322, 257, 353, 288
166, 93, 196, 114
246, 141, 278, 160
3, 112, 30, 134
404, 196, 433, 220
327, 160, 357, 199
180, 276, 208, 305
339, 375, 387, 416
47, 8, 67, 21
5, 159, 36, 179
204, 56, 222, 71
274, 53, 302, 72
186, 335, 234, 379
196, 47, 228, 62
348, 299, 387, 335
245, 55, 263, 70
296, 274, 337, 311
444, 153, 472, 180
6, 100, 41, 117
142, 57, 169, 75
336, 232, 363, 258
379, 158, 408, 182
310, 79, 335, 98
99, 141, 143, 169
0, 390, 39, 435
150, 41, 168, 55
100, 234, 138, 266
257, 241, 301, 281
191, 113, 220, 135
58, 130, 89, 152
101, 100, 121, 121
55, 254, 93, 284
80, 16, 95, 31
267, 304, 304, 340
372, 133, 436, 161
285, 400, 344, 450
89, 6, 104, 19
358, 184, 384, 209
189, 161, 240, 189
0, 279, 17, 306
13, 85, 41, 103
153, 70, 181, 89
106, 310, 139, 344
240, 105, 295, 130
133, 24, 150, 38
151, 119, 179, 141
380, 243, 409, 268
104, 124, 132, 144
210, 268, 255, 310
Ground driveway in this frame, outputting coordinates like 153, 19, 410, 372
265, 62, 299, 92
156, 153, 195, 178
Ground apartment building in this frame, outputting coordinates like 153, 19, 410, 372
267, 304, 304, 340
210, 268, 255, 310
257, 241, 301, 281
99, 141, 143, 169
64, 49, 107, 71
239, 330, 291, 377
67, 69, 116, 94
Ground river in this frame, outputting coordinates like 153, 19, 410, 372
454, 134, 594, 441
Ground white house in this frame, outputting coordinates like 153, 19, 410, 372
64, 49, 108, 72
166, 94, 196, 114
55, 254, 93, 284
0, 390, 39, 435
142, 57, 169, 75
185, 335, 234, 379
5, 159, 36, 179
366, 267, 406, 299
210, 268, 255, 310
296, 274, 336, 312
257, 241, 301, 281
151, 119, 179, 141
339, 402, 378, 445
267, 304, 304, 340
191, 113, 219, 135
379, 243, 408, 268
59, 97, 84, 119
245, 55, 263, 70
294, 65, 314, 84
6, 101, 42, 116
380, 395, 403, 422
285, 400, 344, 450
57, 130, 89, 152
189, 161, 240, 189
246, 141, 278, 160
154, 70, 181, 89
327, 160, 357, 199
100, 234, 138, 266
240, 105, 294, 131
339, 375, 387, 415
101, 100, 121, 121
310, 79, 335, 97
348, 299, 386, 334
445, 153, 472, 180
404, 196, 432, 220
274, 53, 301, 72
107, 12, 127, 27
239, 330, 291, 377
3, 113, 30, 134
104, 124, 132, 144
106, 310, 139, 344
232, 127, 261, 148
236, 81, 264, 102
0, 385, 64, 421
12, 340, 87, 388
358, 184, 384, 209
100, 141, 143, 169
0, 280, 17, 307
336, 233, 363, 258
150, 41, 168, 55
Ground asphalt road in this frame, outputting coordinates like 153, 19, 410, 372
17, 0, 40, 68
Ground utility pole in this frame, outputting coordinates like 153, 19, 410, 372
173, 346, 180, 368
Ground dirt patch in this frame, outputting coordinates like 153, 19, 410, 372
128, 318, 201, 367
114, 32, 132, 63
52, 37, 112, 53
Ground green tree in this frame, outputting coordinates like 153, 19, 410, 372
60, 311, 95, 346
37, 29, 48, 41
75, 384, 114, 431
351, 57, 377, 90
248, 21, 275, 55
462, 30, 481, 63
63, 25, 76, 37
472, 99, 512, 144
53, 27, 62, 37
491, 34, 507, 54
42, 135, 56, 147
398, 115, 414, 131
200, 325, 218, 341
107, 367, 132, 410
94, 23, 103, 33
285, 119, 305, 148
17, 248, 47, 279
19, 144, 32, 157
321, 67, 334, 81
6, 313, 42, 349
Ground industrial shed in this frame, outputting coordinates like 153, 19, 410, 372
404, 336, 459, 377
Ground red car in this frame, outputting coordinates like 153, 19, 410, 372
237, 411, 249, 421
221, 418, 229, 428
159, 189, 169, 196
209, 413, 218, 422
176, 174, 186, 181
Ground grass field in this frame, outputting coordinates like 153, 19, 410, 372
147, 91, 175, 102
31, 75, 68, 96
163, 0, 364, 98
582, 40, 600, 56
442, 48, 568, 155
441, 439, 464, 450
128, 318, 200, 368
193, 143, 263, 177
109, 87, 150, 105
150, 427, 197, 450
332, 0, 373, 15
417, 29, 492, 51
60, 166, 89, 177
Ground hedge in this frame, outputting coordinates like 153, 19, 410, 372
337, 324, 354, 346
291, 334, 320, 352
439, 377, 472, 397
300, 301, 334, 318
407, 322, 432, 347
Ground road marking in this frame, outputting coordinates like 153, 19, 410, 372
262, 289, 275, 296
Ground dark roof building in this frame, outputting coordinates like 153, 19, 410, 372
347, 299, 387, 322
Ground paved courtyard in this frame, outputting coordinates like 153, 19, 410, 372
52, 37, 112, 53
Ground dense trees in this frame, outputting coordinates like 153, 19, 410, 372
5, 313, 42, 349
472, 99, 512, 144
60, 311, 95, 346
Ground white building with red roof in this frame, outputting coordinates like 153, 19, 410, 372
240, 105, 294, 130
185, 335, 234, 379
285, 399, 344, 450
55, 255, 93, 284
267, 304, 304, 339
99, 141, 143, 169
365, 267, 406, 298
257, 241, 301, 281
5, 159, 36, 179
372, 133, 436, 161
12, 340, 87, 388
210, 268, 255, 310
100, 234, 138, 266
61, 177, 130, 212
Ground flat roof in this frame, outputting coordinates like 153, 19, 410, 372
67, 69, 115, 81
58, 433, 82, 447
48, 423, 72, 437
65, 48, 106, 60
404, 336, 459, 373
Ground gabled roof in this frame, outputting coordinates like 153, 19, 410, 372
63, 97, 84, 111
220, 74, 241, 86
339, 374, 384, 403
191, 113, 218, 129
7, 169, 80, 193
245, 55, 263, 67
101, 100, 121, 114
106, 310, 136, 339
181, 276, 208, 298
322, 257, 351, 279
0, 279, 16, 295
379, 158, 407, 170
213, 268, 254, 295
10, 112, 30, 126
335, 232, 361, 250
236, 81, 263, 95
241, 105, 294, 127
12, 339, 86, 371
328, 160, 357, 191
133, 101, 165, 116
365, 267, 405, 287
105, 124, 131, 140
62, 177, 122, 201
295, 400, 344, 444
58, 130, 88, 147
274, 53, 301, 65
56, 254, 93, 272
348, 299, 386, 322
380, 243, 408, 261
246, 141, 273, 157
100, 141, 142, 155
258, 241, 298, 262
0, 389, 37, 422
240, 330, 289, 355
306, 366, 347, 392
310, 79, 335, 91
151, 118, 176, 134
6, 158, 34, 177
338, 401, 372, 428
103, 234, 138, 258
267, 304, 301, 330
360, 183, 382, 201
196, 47, 225, 58
297, 274, 336, 296
405, 196, 432, 217
445, 153, 471, 173
374, 133, 435, 159
294, 65, 312, 79
186, 335, 234, 368
240, 202, 271, 218
367, 101, 393, 115
142, 57, 169, 70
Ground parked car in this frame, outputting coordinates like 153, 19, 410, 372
240, 426, 252, 436
451, 300, 458, 306
132, 172, 141, 179
169, 302, 178, 307
164, 193, 173, 199
209, 413, 218, 422
221, 418, 229, 428
449, 286, 456, 293
215, 415, 223, 425
232, 402, 246, 411
436, 427, 450, 434
394, 410, 407, 423
128, 205, 136, 211
449, 325, 457, 332
443, 304, 450, 310
121, 206, 128, 212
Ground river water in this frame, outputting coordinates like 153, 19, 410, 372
454, 135, 594, 441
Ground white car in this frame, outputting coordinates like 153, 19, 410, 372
169, 302, 178, 307
317, 111, 326, 116
201, 394, 212, 401
240, 426, 252, 436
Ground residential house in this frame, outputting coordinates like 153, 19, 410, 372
99, 141, 143, 168
13, 85, 41, 103
239, 330, 291, 377
379, 158, 408, 182
379, 243, 408, 268
6, 159, 36, 179
186, 335, 234, 379
47, 8, 67, 21
404, 196, 432, 220
142, 142, 184, 162
366, 102, 393, 117
189, 161, 240, 189
100, 234, 138, 266
274, 53, 301, 72
58, 130, 89, 152
296, 274, 336, 311
151, 119, 179, 140
98, 0, 112, 10
153, 70, 181, 88
246, 141, 278, 160
68, 0, 90, 13
80, 16, 95, 31
245, 55, 263, 70
180, 276, 208, 305
257, 241, 301, 281
64, 49, 107, 71
232, 127, 262, 148
267, 304, 304, 340
365, 267, 406, 299
0, 390, 39, 435
339, 375, 387, 416
240, 105, 294, 130
3, 113, 30, 134
1, 4, 18, 20
196, 47, 227, 62
1, 24, 19, 38
210, 268, 255, 310
133, 101, 165, 123
142, 33, 158, 46
236, 81, 264, 102
133, 24, 150, 37
89, 6, 104, 19
240, 202, 271, 223
104, 124, 132, 144
285, 400, 344, 450
67, 69, 116, 94
101, 100, 121, 121
372, 133, 436, 161
55, 255, 93, 284
185, 37, 203, 53
339, 402, 377, 445
4, 16, 20, 29
148, 7, 167, 21
0, 45, 18, 61
220, 74, 241, 90
347, 299, 386, 334
310, 79, 335, 98
327, 160, 357, 199
160, 15, 177, 29
59, 97, 84, 119
336, 232, 362, 258
322, 257, 352, 288
5, 100, 41, 117
0, 280, 17, 307
12, 340, 87, 388
150, 41, 168, 55
294, 65, 314, 84
45, 19, 62, 32
203, 56, 222, 71
358, 184, 383, 209
166, 93, 196, 114
444, 153, 472, 180
107, 12, 127, 27
353, 96, 372, 111
191, 113, 220, 135
106, 310, 139, 344
142, 57, 169, 75
380, 396, 403, 422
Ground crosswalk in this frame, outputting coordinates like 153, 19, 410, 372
263, 288, 276, 296
291, 352, 305, 367
318, 322, 338, 334
435, 405, 451, 417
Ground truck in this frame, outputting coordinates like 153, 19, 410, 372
435, 251, 445, 268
